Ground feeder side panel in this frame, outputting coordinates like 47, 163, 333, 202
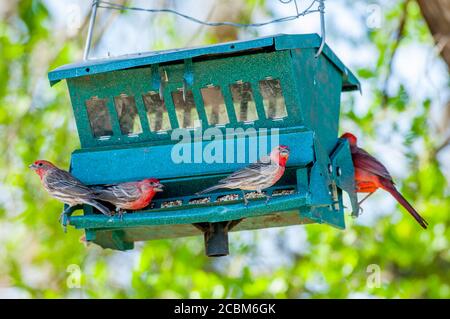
67, 51, 302, 149
67, 78, 95, 148
68, 68, 161, 148
291, 48, 343, 154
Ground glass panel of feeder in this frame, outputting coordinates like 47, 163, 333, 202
259, 79, 287, 119
113, 94, 142, 135
85, 97, 113, 138
230, 82, 258, 122
142, 92, 171, 132
172, 90, 200, 129
200, 86, 229, 125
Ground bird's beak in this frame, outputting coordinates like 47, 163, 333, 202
280, 150, 289, 158
154, 183, 164, 192
278, 146, 290, 158
29, 164, 37, 170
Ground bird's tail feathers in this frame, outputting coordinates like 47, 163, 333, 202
91, 188, 113, 202
196, 184, 224, 195
86, 199, 112, 217
383, 183, 428, 229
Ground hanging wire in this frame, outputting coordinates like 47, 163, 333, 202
315, 0, 326, 57
96, 0, 320, 28
83, 1, 99, 60
84, 0, 326, 60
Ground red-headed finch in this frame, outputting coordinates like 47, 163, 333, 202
341, 132, 428, 229
197, 145, 290, 204
29, 160, 112, 221
92, 178, 164, 216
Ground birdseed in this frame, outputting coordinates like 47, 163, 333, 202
245, 191, 266, 199
216, 194, 239, 202
189, 197, 211, 205
272, 189, 296, 196
161, 200, 183, 208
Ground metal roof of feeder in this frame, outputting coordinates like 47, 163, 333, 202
48, 33, 360, 91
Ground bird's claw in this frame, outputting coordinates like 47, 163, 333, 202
241, 191, 249, 206
59, 212, 70, 233
117, 209, 125, 221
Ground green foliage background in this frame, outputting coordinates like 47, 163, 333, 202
0, 0, 448, 298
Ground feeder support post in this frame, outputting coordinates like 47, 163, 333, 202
193, 220, 242, 257
204, 222, 230, 257
83, 0, 99, 60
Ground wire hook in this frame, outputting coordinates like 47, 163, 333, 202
315, 0, 326, 58
83, 0, 99, 60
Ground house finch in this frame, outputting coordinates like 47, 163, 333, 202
92, 178, 164, 217
197, 145, 290, 204
341, 132, 428, 229
29, 160, 112, 223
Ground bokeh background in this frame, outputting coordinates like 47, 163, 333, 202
0, 0, 449, 298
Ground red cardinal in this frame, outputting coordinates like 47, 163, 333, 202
197, 145, 290, 204
29, 160, 112, 219
341, 132, 428, 229
92, 178, 164, 216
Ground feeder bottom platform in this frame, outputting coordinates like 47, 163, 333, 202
68, 192, 345, 256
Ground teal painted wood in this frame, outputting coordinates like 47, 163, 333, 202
70, 130, 314, 186
221, 85, 238, 124
68, 50, 299, 148
70, 191, 310, 229
49, 34, 359, 91
273, 35, 360, 91
290, 48, 344, 154
49, 36, 274, 85
88, 210, 312, 251
331, 138, 359, 216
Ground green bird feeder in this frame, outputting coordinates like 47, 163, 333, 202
48, 33, 360, 256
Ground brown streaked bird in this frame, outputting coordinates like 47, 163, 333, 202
92, 178, 164, 217
29, 160, 112, 222
196, 145, 290, 204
